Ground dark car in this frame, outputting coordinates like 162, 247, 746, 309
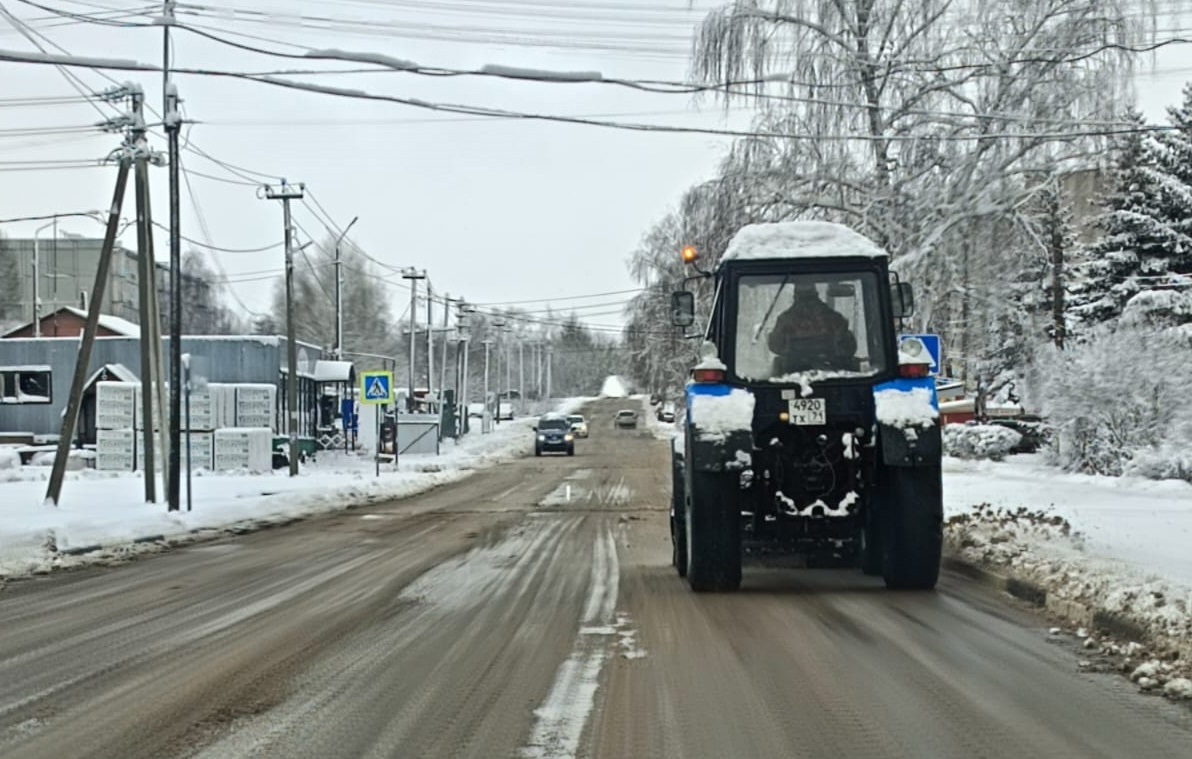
614, 409, 638, 429
535, 414, 575, 456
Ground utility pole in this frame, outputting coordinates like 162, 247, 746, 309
263, 180, 305, 476
130, 85, 170, 503
492, 318, 506, 424
159, 0, 180, 510
533, 342, 541, 399
440, 294, 452, 423
546, 344, 553, 399
481, 338, 493, 434
457, 302, 472, 433
45, 163, 133, 505
402, 268, 425, 411
164, 78, 183, 511
426, 282, 434, 411
505, 330, 513, 413
333, 215, 359, 360
32, 221, 54, 337
518, 341, 524, 415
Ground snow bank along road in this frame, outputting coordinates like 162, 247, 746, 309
1, 399, 1190, 759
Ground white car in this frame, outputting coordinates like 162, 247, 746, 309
566, 414, 589, 438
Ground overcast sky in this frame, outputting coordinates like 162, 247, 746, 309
2, 0, 1191, 331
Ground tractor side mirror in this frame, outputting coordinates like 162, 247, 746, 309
891, 282, 915, 318
671, 291, 695, 327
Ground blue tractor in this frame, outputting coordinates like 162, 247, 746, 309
669, 221, 942, 592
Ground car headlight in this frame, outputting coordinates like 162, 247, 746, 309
565, 434, 574, 442
537, 434, 545, 441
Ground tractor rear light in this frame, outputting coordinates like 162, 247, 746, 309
692, 367, 725, 383
898, 362, 931, 378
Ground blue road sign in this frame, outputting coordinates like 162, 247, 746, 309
899, 334, 942, 375
360, 371, 394, 405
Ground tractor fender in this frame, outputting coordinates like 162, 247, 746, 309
686, 430, 753, 473
685, 384, 754, 474
874, 377, 942, 467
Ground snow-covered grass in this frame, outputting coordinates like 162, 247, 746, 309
944, 454, 1192, 684
0, 398, 590, 580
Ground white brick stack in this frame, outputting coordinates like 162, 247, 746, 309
213, 428, 272, 471
95, 428, 135, 472
95, 381, 136, 431
234, 384, 275, 430
96, 380, 278, 472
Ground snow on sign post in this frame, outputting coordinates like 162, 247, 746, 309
360, 371, 394, 477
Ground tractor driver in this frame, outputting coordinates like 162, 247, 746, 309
767, 281, 858, 374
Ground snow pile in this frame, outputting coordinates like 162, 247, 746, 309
874, 386, 938, 428
599, 376, 628, 398
0, 398, 590, 579
1120, 660, 1192, 698
689, 389, 754, 440
0, 448, 19, 470
943, 423, 1022, 461
721, 221, 887, 262
1037, 325, 1192, 478
944, 458, 1192, 680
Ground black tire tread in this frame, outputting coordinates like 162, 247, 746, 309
686, 470, 742, 592
881, 465, 943, 590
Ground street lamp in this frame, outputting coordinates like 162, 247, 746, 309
31, 211, 102, 337
332, 215, 359, 360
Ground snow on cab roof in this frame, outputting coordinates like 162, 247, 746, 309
720, 221, 887, 263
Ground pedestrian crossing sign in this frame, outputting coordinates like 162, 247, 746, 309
360, 371, 394, 405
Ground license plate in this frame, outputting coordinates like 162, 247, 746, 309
788, 398, 826, 425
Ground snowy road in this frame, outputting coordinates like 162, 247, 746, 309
1, 399, 1190, 758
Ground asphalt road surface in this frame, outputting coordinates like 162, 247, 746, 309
2, 398, 1190, 759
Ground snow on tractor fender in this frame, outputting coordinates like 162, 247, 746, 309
685, 381, 754, 473
873, 377, 941, 467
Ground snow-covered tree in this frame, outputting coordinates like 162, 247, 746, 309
1066, 111, 1192, 332
157, 250, 242, 335
1038, 323, 1192, 476
621, 0, 1154, 393
268, 238, 401, 369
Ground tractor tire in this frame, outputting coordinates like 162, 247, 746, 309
860, 507, 883, 576
685, 470, 741, 592
671, 458, 688, 577
881, 465, 943, 590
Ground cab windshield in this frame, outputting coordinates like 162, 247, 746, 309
538, 418, 570, 431
732, 271, 888, 382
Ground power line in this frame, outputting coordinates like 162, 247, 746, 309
472, 287, 646, 305
150, 219, 282, 253
5, 48, 1187, 142
0, 4, 121, 123
178, 154, 271, 318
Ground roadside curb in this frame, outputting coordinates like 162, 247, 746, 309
944, 552, 1192, 664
